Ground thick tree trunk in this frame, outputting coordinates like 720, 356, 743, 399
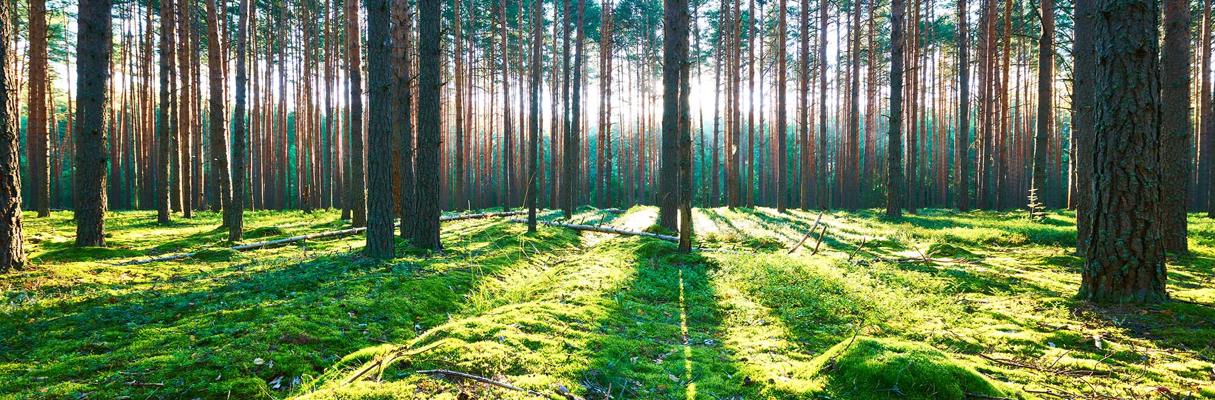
886, 0, 904, 217
28, 0, 49, 217
1080, 0, 1167, 303
775, 0, 788, 212
76, 0, 112, 246
1162, 0, 1190, 253
365, 0, 394, 258
414, 0, 442, 251
659, 0, 683, 230
1073, 0, 1095, 253
1202, 0, 1215, 214
0, 0, 26, 271
207, 0, 232, 224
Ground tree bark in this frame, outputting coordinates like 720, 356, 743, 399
28, 0, 49, 217
1080, 0, 1167, 303
956, 0, 969, 211
365, 0, 395, 258
1030, 0, 1054, 211
207, 0, 232, 224
1073, 0, 1095, 253
392, 0, 416, 240
76, 0, 112, 246
886, 0, 905, 217
528, 0, 542, 232
1161, 0, 1190, 253
660, 0, 684, 230
0, 0, 26, 271
413, 0, 442, 250
230, 0, 249, 242
347, 0, 367, 227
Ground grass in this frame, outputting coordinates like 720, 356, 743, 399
1, 207, 1213, 399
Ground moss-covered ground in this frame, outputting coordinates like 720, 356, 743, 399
2, 207, 1213, 399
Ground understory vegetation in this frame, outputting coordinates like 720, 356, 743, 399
2, 208, 1213, 399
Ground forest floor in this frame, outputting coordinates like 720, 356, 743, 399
2, 207, 1214, 399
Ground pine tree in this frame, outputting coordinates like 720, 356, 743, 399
75, 0, 112, 246
0, 0, 26, 270
366, 0, 395, 258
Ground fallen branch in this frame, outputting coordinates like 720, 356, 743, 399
511, 219, 678, 242
810, 225, 829, 256
416, 369, 546, 397
120, 211, 527, 265
787, 211, 826, 254
978, 353, 1112, 377
848, 236, 870, 262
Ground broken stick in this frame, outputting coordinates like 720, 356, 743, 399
787, 211, 826, 254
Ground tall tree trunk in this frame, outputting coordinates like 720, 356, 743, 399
660, 0, 684, 230
775, 0, 788, 212
347, 0, 367, 227
499, 0, 514, 208
676, 0, 693, 252
158, 0, 176, 224
1202, 0, 1215, 214
1162, 0, 1190, 253
0, 0, 25, 271
414, 0, 442, 250
564, 0, 586, 218
230, 0, 249, 242
886, 0, 905, 217
1030, 0, 1053, 212
817, 0, 829, 209
207, 0, 232, 224
366, 0, 394, 258
527, 0, 542, 232
1073, 0, 1095, 253
1080, 0, 1167, 303
798, 0, 811, 210
452, 0, 465, 210
28, 0, 49, 217
956, 0, 969, 211
76, 0, 112, 246
393, 0, 416, 240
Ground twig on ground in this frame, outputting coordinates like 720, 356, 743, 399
810, 225, 829, 256
787, 211, 826, 254
416, 369, 546, 397
848, 236, 869, 262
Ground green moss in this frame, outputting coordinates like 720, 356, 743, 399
813, 337, 1008, 400
193, 247, 241, 262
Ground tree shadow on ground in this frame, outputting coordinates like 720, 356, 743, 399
577, 240, 759, 400
0, 219, 568, 399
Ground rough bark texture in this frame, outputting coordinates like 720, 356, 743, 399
28, 0, 49, 217
564, 0, 586, 218
1161, 0, 1190, 253
207, 0, 232, 222
0, 0, 26, 271
1081, 0, 1167, 303
347, 0, 367, 227
230, 0, 249, 242
1073, 0, 1095, 254
659, 0, 684, 230
365, 0, 395, 258
818, 0, 829, 209
75, 0, 112, 247
885, 0, 904, 217
413, 0, 442, 251
956, 0, 969, 211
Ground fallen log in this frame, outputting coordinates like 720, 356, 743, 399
119, 210, 528, 265
510, 219, 679, 242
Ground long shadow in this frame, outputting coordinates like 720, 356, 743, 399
577, 239, 759, 399
0, 219, 571, 399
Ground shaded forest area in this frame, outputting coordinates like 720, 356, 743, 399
1, 0, 1214, 398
